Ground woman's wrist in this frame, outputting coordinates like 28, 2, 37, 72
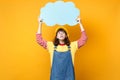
37, 23, 42, 33
79, 23, 85, 32
36, 32, 41, 34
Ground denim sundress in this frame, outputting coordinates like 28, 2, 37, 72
50, 45, 75, 80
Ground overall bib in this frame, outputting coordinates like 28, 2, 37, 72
50, 45, 75, 80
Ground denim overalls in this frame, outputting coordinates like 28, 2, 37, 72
50, 45, 75, 80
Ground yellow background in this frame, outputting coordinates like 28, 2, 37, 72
0, 0, 120, 80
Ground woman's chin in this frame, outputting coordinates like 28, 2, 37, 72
59, 39, 65, 41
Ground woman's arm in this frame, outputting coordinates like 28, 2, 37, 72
36, 17, 47, 49
77, 18, 88, 48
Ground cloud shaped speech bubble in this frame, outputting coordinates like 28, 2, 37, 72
39, 0, 80, 26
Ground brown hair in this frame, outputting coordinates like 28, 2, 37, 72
53, 28, 70, 46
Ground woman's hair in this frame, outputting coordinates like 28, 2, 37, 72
53, 28, 70, 46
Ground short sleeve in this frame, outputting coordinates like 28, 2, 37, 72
47, 41, 54, 51
70, 41, 78, 51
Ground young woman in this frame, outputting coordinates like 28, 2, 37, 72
36, 17, 88, 80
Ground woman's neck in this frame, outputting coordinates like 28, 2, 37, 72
59, 40, 65, 44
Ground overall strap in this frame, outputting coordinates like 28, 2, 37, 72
54, 46, 57, 51
68, 45, 71, 51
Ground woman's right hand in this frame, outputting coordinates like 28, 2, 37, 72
38, 16, 43, 23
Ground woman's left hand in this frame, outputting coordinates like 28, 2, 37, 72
76, 17, 81, 23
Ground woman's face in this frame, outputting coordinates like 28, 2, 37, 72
57, 31, 66, 40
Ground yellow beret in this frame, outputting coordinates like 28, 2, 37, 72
55, 27, 69, 37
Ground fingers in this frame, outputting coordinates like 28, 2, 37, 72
38, 16, 43, 23
40, 19, 43, 22
76, 17, 81, 23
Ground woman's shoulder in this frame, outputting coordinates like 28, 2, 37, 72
47, 41, 53, 44
70, 40, 77, 45
70, 40, 78, 50
47, 41, 54, 48
47, 41, 54, 46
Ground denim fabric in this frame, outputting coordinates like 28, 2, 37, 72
50, 46, 75, 80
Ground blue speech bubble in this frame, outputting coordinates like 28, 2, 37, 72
39, 0, 80, 26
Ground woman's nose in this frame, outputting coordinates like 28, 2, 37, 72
59, 33, 63, 35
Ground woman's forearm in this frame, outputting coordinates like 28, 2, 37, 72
79, 22, 85, 32
77, 18, 85, 32
37, 22, 42, 34
37, 17, 43, 34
